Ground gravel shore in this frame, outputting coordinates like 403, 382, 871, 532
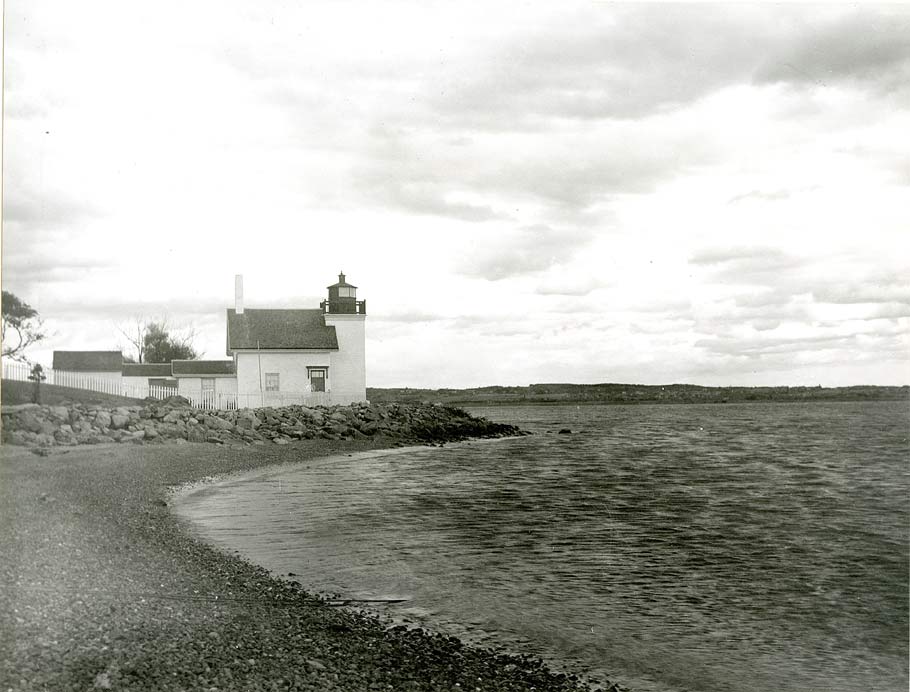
0, 438, 606, 692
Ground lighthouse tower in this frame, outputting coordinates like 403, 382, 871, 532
322, 272, 367, 403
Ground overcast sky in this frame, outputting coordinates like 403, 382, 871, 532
3, 1, 908, 388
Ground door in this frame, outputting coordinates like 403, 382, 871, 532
309, 369, 326, 392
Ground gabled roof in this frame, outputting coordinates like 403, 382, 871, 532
53, 351, 123, 372
226, 309, 338, 352
172, 360, 235, 376
122, 363, 173, 377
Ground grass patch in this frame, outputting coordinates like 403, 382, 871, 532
1, 379, 143, 407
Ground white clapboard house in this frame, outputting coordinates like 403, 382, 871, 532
14, 274, 367, 409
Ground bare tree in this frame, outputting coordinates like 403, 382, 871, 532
116, 317, 201, 363
116, 317, 151, 363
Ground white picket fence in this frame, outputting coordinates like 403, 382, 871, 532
2, 361, 338, 410
2, 361, 177, 402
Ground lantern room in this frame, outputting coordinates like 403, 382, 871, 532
322, 272, 366, 315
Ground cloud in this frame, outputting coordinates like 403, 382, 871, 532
751, 319, 782, 332
754, 10, 910, 96
34, 297, 230, 323
1, 256, 117, 292
690, 246, 792, 267
427, 6, 766, 125
866, 303, 910, 320
689, 247, 804, 286
353, 115, 716, 226
695, 332, 856, 358
374, 184, 502, 223
372, 310, 448, 324
535, 276, 603, 297
727, 189, 795, 205
3, 189, 99, 230
811, 275, 910, 306
455, 225, 594, 281
422, 5, 910, 130
733, 290, 795, 309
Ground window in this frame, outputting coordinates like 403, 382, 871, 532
338, 286, 355, 298
149, 378, 177, 389
265, 372, 280, 392
308, 368, 326, 392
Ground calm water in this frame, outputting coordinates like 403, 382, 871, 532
175, 402, 909, 692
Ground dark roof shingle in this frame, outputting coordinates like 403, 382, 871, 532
226, 309, 338, 352
122, 363, 173, 377
53, 351, 123, 372
172, 360, 235, 376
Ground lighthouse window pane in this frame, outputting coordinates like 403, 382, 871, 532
338, 287, 355, 298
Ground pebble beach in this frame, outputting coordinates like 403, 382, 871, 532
0, 435, 604, 692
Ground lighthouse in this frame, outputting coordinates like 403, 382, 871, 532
321, 272, 367, 403
322, 272, 365, 315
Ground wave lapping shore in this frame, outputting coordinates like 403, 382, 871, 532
0, 403, 613, 692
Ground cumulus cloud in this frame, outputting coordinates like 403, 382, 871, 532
689, 247, 806, 290
454, 225, 594, 281
422, 5, 910, 129
811, 274, 910, 306
754, 9, 910, 96
353, 117, 712, 224
695, 332, 855, 358
427, 5, 765, 124
372, 310, 448, 324
1, 256, 117, 293
727, 189, 796, 205
3, 188, 99, 231
535, 276, 604, 297
690, 246, 793, 268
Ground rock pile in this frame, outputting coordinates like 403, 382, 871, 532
1, 397, 526, 448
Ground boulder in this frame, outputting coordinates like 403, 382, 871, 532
49, 406, 71, 422
8, 431, 32, 445
109, 414, 130, 430
161, 395, 191, 407
187, 427, 207, 443
94, 411, 112, 429
34, 433, 56, 447
73, 420, 94, 434
54, 430, 78, 445
359, 421, 381, 435
211, 416, 234, 431
235, 411, 260, 430
17, 411, 44, 434
39, 421, 58, 436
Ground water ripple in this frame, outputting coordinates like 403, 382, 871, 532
176, 401, 909, 692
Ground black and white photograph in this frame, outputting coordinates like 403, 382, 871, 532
1, 2, 908, 691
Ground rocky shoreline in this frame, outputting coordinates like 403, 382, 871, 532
0, 403, 620, 692
1, 398, 526, 449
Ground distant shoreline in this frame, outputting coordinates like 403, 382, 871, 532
460, 397, 908, 407
369, 383, 909, 407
